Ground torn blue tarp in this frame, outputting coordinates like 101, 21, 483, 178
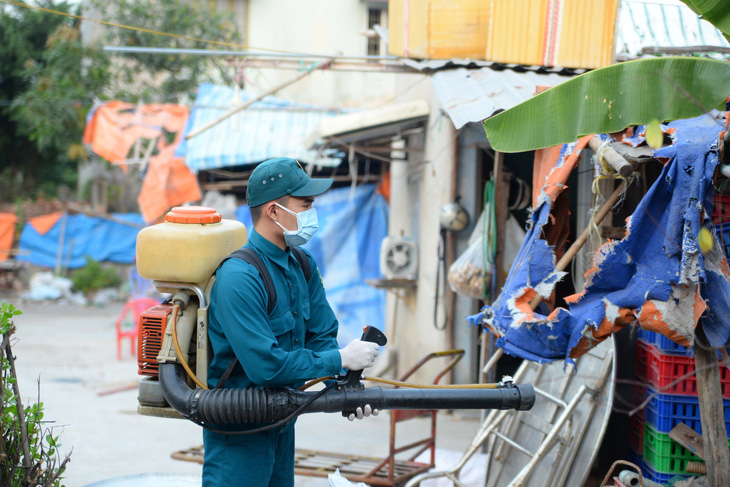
236, 184, 388, 347
472, 111, 730, 363
17, 213, 145, 269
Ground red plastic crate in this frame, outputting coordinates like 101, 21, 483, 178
635, 340, 648, 381
629, 414, 643, 453
712, 193, 730, 225
639, 341, 730, 397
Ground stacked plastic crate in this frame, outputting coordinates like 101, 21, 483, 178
630, 329, 730, 483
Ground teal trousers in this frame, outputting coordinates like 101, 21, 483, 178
202, 423, 295, 486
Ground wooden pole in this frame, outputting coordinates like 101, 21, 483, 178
184, 59, 331, 140
492, 151, 509, 294
694, 325, 730, 486
54, 214, 67, 276
481, 152, 510, 381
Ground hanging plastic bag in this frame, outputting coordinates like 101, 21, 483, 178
447, 233, 493, 299
447, 191, 526, 300
448, 197, 495, 300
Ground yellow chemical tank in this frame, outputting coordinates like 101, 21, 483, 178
136, 206, 247, 290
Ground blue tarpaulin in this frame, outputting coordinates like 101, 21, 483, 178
473, 112, 730, 363
17, 213, 145, 269
237, 184, 388, 347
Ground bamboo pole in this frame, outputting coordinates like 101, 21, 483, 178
528, 180, 627, 309
588, 136, 634, 177
184, 59, 331, 140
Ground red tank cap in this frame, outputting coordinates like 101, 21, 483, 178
165, 206, 222, 224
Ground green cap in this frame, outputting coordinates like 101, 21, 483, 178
246, 157, 333, 207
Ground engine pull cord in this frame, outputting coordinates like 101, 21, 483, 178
171, 303, 208, 390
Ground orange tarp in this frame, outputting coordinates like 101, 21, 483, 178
83, 102, 188, 163
83, 100, 199, 223
532, 135, 593, 208
28, 212, 63, 236
0, 213, 18, 262
137, 146, 202, 223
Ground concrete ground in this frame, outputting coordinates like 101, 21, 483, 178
2, 299, 489, 486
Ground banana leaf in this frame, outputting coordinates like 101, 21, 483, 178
683, 0, 730, 40
483, 57, 730, 153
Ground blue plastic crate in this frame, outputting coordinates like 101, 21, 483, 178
640, 459, 693, 484
637, 328, 692, 356
644, 386, 730, 436
626, 446, 642, 467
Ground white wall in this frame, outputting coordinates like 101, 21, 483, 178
386, 74, 457, 384
245, 0, 397, 108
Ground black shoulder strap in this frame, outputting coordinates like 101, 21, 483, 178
291, 247, 312, 282
213, 246, 312, 390
216, 247, 276, 315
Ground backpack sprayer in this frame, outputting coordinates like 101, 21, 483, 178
134, 206, 535, 429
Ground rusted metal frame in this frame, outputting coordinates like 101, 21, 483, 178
396, 349, 464, 384
237, 57, 418, 73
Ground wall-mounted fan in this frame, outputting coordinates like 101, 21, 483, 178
380, 237, 418, 280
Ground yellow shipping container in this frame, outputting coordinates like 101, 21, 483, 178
388, 0, 490, 60
389, 0, 619, 70
485, 0, 619, 69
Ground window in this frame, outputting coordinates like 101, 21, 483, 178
367, 8, 382, 56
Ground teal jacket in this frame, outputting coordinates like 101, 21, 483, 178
207, 229, 342, 391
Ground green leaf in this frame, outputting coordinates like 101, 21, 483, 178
681, 0, 730, 36
483, 57, 730, 152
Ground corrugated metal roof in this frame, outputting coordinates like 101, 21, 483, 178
617, 0, 730, 59
431, 67, 572, 130
176, 84, 344, 171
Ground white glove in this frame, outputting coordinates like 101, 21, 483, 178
348, 405, 380, 421
339, 339, 379, 371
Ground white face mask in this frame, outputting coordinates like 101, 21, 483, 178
274, 203, 319, 247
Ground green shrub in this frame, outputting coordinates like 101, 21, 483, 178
1, 302, 70, 486
70, 257, 121, 294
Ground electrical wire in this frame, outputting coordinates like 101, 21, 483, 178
0, 0, 270, 53
0, 0, 393, 60
195, 382, 336, 436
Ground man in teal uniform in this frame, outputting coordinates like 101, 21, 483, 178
203, 157, 379, 486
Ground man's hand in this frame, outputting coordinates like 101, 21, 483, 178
347, 405, 380, 421
339, 339, 379, 371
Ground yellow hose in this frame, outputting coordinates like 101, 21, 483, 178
171, 304, 208, 390
364, 376, 499, 389
299, 375, 500, 391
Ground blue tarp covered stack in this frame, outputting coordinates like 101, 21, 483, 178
472, 111, 730, 363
